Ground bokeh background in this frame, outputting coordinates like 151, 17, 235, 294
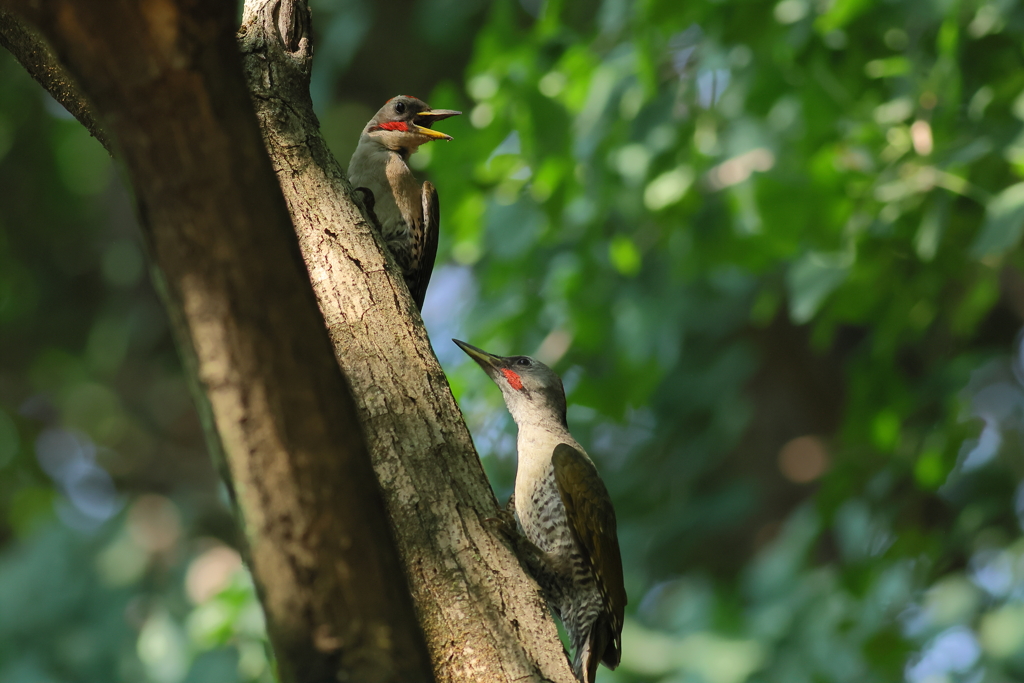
3, 0, 1024, 681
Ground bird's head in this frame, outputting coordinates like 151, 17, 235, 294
454, 339, 567, 427
362, 95, 460, 154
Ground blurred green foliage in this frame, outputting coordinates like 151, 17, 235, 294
4, 0, 1024, 681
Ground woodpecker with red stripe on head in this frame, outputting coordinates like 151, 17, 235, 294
454, 339, 627, 683
348, 96, 460, 309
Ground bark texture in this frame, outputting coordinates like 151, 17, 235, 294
238, 2, 576, 681
0, 2, 433, 682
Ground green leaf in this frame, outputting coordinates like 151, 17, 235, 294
609, 235, 642, 276
815, 0, 873, 33
786, 251, 852, 324
970, 182, 1024, 257
871, 410, 901, 452
864, 56, 910, 78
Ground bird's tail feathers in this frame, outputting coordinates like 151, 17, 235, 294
598, 613, 621, 669
571, 636, 592, 683
572, 619, 614, 683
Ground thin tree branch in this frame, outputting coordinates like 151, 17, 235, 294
0, 7, 110, 149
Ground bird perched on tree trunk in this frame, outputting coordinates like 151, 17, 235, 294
347, 95, 459, 310
454, 339, 627, 683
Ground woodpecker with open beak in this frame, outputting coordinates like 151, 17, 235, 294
347, 96, 460, 310
454, 339, 626, 683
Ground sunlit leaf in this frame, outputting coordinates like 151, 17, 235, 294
786, 251, 852, 324
970, 182, 1024, 258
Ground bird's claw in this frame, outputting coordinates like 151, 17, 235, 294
485, 513, 554, 590
483, 509, 518, 539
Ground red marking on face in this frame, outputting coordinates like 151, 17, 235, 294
378, 121, 409, 132
501, 368, 524, 391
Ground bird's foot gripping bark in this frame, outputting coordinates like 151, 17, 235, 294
483, 507, 519, 542
482, 493, 518, 538
484, 508, 562, 605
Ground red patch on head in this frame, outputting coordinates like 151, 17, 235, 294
377, 121, 409, 132
501, 368, 524, 391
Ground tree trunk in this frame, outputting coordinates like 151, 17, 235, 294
0, 0, 576, 681
0, 2, 433, 682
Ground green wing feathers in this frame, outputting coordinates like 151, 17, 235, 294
552, 443, 627, 630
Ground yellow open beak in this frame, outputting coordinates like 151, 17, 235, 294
413, 108, 461, 141
413, 125, 455, 141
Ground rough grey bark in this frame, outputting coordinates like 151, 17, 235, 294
0, 0, 577, 680
0, 2, 434, 682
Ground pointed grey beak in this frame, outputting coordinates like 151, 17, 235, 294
453, 339, 503, 377
415, 109, 461, 126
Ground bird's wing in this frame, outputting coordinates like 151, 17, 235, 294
552, 443, 627, 660
410, 181, 440, 310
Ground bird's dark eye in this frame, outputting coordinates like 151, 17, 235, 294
515, 358, 531, 367
395, 101, 406, 114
